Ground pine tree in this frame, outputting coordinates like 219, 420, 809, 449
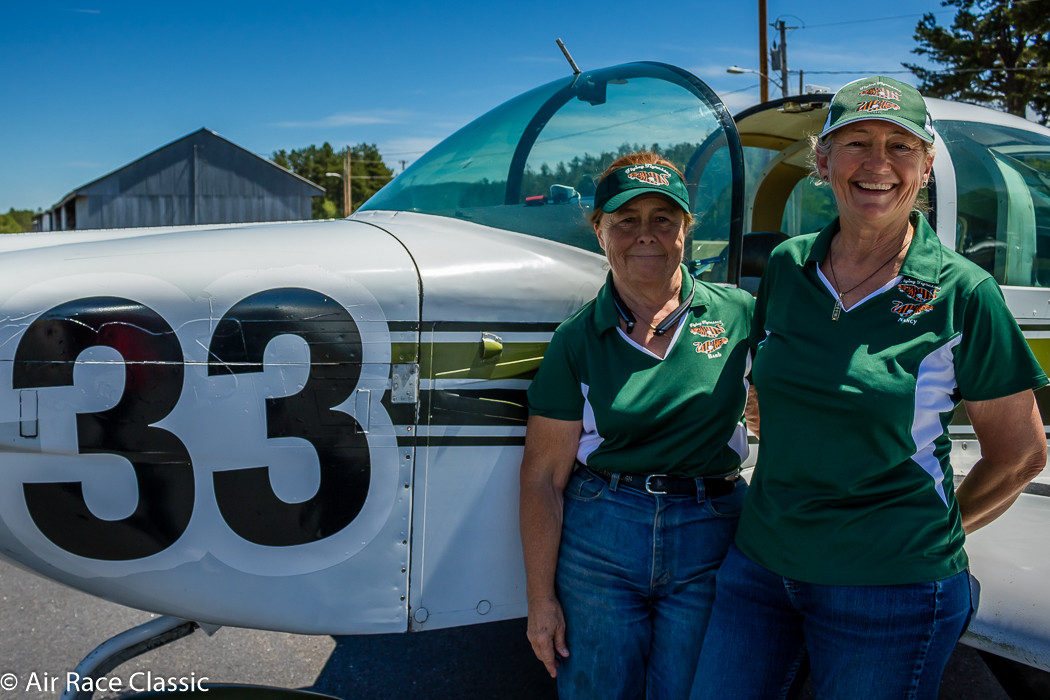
906, 0, 1050, 123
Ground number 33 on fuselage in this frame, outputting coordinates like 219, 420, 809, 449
0, 222, 416, 633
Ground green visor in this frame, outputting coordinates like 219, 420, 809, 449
594, 163, 690, 213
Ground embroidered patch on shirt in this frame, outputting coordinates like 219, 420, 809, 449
689, 320, 726, 338
897, 279, 939, 303
891, 301, 935, 324
892, 278, 940, 324
694, 337, 729, 357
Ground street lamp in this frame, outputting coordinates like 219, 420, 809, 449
727, 65, 784, 94
324, 170, 350, 217
727, 65, 812, 98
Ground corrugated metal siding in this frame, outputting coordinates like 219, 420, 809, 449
61, 130, 320, 230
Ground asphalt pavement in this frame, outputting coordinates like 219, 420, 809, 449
0, 560, 1027, 699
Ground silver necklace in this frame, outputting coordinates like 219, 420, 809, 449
828, 236, 909, 321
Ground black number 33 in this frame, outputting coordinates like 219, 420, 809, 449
12, 288, 373, 560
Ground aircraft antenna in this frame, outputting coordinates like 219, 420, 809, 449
556, 38, 581, 75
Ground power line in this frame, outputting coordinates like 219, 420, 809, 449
800, 0, 1040, 30
719, 84, 765, 96
917, 66, 1050, 73
802, 66, 1048, 75
803, 70, 912, 74
802, 10, 953, 29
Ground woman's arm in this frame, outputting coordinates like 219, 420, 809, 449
745, 384, 760, 440
519, 414, 583, 678
957, 389, 1046, 534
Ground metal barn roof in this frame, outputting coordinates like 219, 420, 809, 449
38, 129, 324, 231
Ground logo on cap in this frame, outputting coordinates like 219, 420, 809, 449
857, 100, 901, 114
819, 75, 934, 143
859, 85, 901, 101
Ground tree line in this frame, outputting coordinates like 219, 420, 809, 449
0, 209, 33, 234
272, 142, 394, 218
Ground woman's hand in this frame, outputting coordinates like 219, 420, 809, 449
958, 389, 1046, 533
526, 595, 570, 677
519, 414, 581, 677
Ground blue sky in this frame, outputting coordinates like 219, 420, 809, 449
0, 1, 954, 213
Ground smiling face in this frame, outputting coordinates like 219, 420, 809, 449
594, 193, 686, 289
817, 120, 934, 231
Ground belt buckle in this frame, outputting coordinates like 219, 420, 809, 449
644, 474, 669, 495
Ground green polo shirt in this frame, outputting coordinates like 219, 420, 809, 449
738, 214, 1047, 585
528, 265, 754, 478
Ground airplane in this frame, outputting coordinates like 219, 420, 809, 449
1, 61, 1048, 695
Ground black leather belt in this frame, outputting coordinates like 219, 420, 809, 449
585, 466, 738, 498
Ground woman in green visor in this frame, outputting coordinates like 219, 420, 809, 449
521, 151, 755, 699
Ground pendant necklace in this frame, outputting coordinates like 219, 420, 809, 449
827, 234, 910, 321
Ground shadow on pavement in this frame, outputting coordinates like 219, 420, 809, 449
306, 619, 556, 699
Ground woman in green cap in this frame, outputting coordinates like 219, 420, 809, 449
520, 151, 755, 699
692, 77, 1047, 699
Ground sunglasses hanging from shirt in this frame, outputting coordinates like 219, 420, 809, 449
610, 280, 694, 336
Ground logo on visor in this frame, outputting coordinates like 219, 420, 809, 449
627, 170, 670, 187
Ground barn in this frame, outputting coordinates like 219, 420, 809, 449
35, 128, 323, 231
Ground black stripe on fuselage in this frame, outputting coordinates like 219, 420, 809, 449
395, 435, 526, 448
382, 388, 529, 427
422, 387, 528, 426
387, 321, 420, 333
425, 321, 560, 333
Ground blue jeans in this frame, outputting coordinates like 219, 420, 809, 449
691, 545, 972, 700
555, 468, 745, 700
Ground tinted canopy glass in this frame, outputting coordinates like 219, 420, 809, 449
360, 63, 743, 284
939, 120, 1050, 287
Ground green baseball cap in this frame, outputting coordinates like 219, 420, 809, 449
819, 76, 934, 143
593, 163, 690, 213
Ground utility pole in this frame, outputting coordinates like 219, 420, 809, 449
192, 144, 199, 225
758, 0, 769, 102
776, 19, 789, 98
344, 148, 352, 215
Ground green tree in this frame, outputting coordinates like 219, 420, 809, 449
272, 142, 394, 218
348, 143, 395, 214
0, 208, 34, 233
906, 0, 1050, 123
